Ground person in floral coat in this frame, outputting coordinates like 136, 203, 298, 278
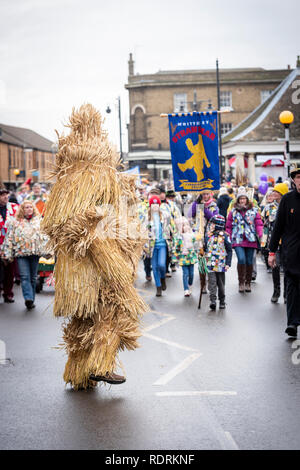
143, 195, 174, 297
226, 187, 263, 293
2, 200, 49, 309
173, 217, 198, 297
204, 214, 232, 310
0, 188, 18, 302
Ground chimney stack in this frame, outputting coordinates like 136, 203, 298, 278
128, 53, 134, 76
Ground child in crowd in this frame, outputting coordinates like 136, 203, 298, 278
173, 217, 198, 297
205, 214, 232, 310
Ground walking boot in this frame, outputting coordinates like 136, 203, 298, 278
237, 264, 246, 293
161, 278, 167, 291
271, 287, 280, 303
285, 325, 297, 337
245, 265, 253, 292
156, 286, 162, 297
89, 372, 126, 384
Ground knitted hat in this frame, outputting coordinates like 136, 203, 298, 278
236, 186, 249, 201
273, 182, 289, 196
149, 195, 161, 206
210, 214, 225, 230
218, 187, 228, 196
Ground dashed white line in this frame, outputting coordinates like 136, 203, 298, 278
153, 352, 202, 386
143, 332, 200, 352
156, 391, 237, 397
142, 315, 176, 332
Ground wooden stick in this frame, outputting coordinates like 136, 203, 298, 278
160, 110, 231, 117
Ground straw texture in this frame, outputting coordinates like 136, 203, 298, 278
42, 104, 147, 390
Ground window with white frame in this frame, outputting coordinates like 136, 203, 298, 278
220, 91, 232, 109
221, 123, 232, 135
261, 90, 273, 103
174, 93, 187, 113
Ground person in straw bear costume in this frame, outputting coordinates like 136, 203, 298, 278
42, 104, 147, 390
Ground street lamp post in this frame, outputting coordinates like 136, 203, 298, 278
106, 97, 123, 162
279, 110, 294, 178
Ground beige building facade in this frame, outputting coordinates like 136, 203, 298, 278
125, 53, 291, 180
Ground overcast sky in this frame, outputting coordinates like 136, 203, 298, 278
0, 0, 299, 151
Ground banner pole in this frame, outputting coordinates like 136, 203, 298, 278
160, 110, 231, 117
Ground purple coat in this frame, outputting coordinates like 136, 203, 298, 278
190, 200, 219, 220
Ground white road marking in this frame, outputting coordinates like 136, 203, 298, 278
224, 432, 239, 450
142, 314, 176, 333
153, 352, 202, 386
143, 332, 200, 353
156, 390, 239, 450
156, 391, 237, 397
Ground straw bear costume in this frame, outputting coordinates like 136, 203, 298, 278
42, 104, 147, 390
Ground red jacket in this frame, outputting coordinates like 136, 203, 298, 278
0, 202, 18, 246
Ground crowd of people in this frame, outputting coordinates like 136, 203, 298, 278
0, 167, 299, 338
136, 168, 300, 337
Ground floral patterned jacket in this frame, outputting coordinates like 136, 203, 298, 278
1, 216, 49, 261
261, 201, 279, 250
0, 202, 18, 246
173, 234, 199, 266
204, 230, 232, 273
143, 209, 174, 258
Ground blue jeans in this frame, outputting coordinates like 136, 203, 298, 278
182, 264, 194, 291
151, 244, 167, 287
234, 247, 255, 265
17, 255, 40, 302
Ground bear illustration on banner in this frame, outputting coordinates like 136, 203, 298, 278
168, 112, 220, 192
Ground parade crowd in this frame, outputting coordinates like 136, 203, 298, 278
0, 168, 300, 338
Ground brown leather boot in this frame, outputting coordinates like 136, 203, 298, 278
89, 372, 126, 384
237, 264, 246, 292
156, 286, 162, 297
245, 265, 253, 292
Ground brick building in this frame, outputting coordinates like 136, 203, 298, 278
125, 53, 291, 180
223, 66, 300, 184
0, 123, 55, 188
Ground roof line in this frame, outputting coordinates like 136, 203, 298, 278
230, 68, 299, 141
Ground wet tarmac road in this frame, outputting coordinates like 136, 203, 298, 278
0, 255, 299, 450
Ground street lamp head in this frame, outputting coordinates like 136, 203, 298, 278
279, 110, 294, 125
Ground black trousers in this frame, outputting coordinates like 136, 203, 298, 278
286, 274, 300, 327
143, 257, 152, 277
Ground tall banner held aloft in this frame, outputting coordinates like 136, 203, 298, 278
168, 111, 220, 192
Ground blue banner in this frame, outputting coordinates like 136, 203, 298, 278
168, 112, 220, 192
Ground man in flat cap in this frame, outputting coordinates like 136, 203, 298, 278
269, 167, 300, 337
